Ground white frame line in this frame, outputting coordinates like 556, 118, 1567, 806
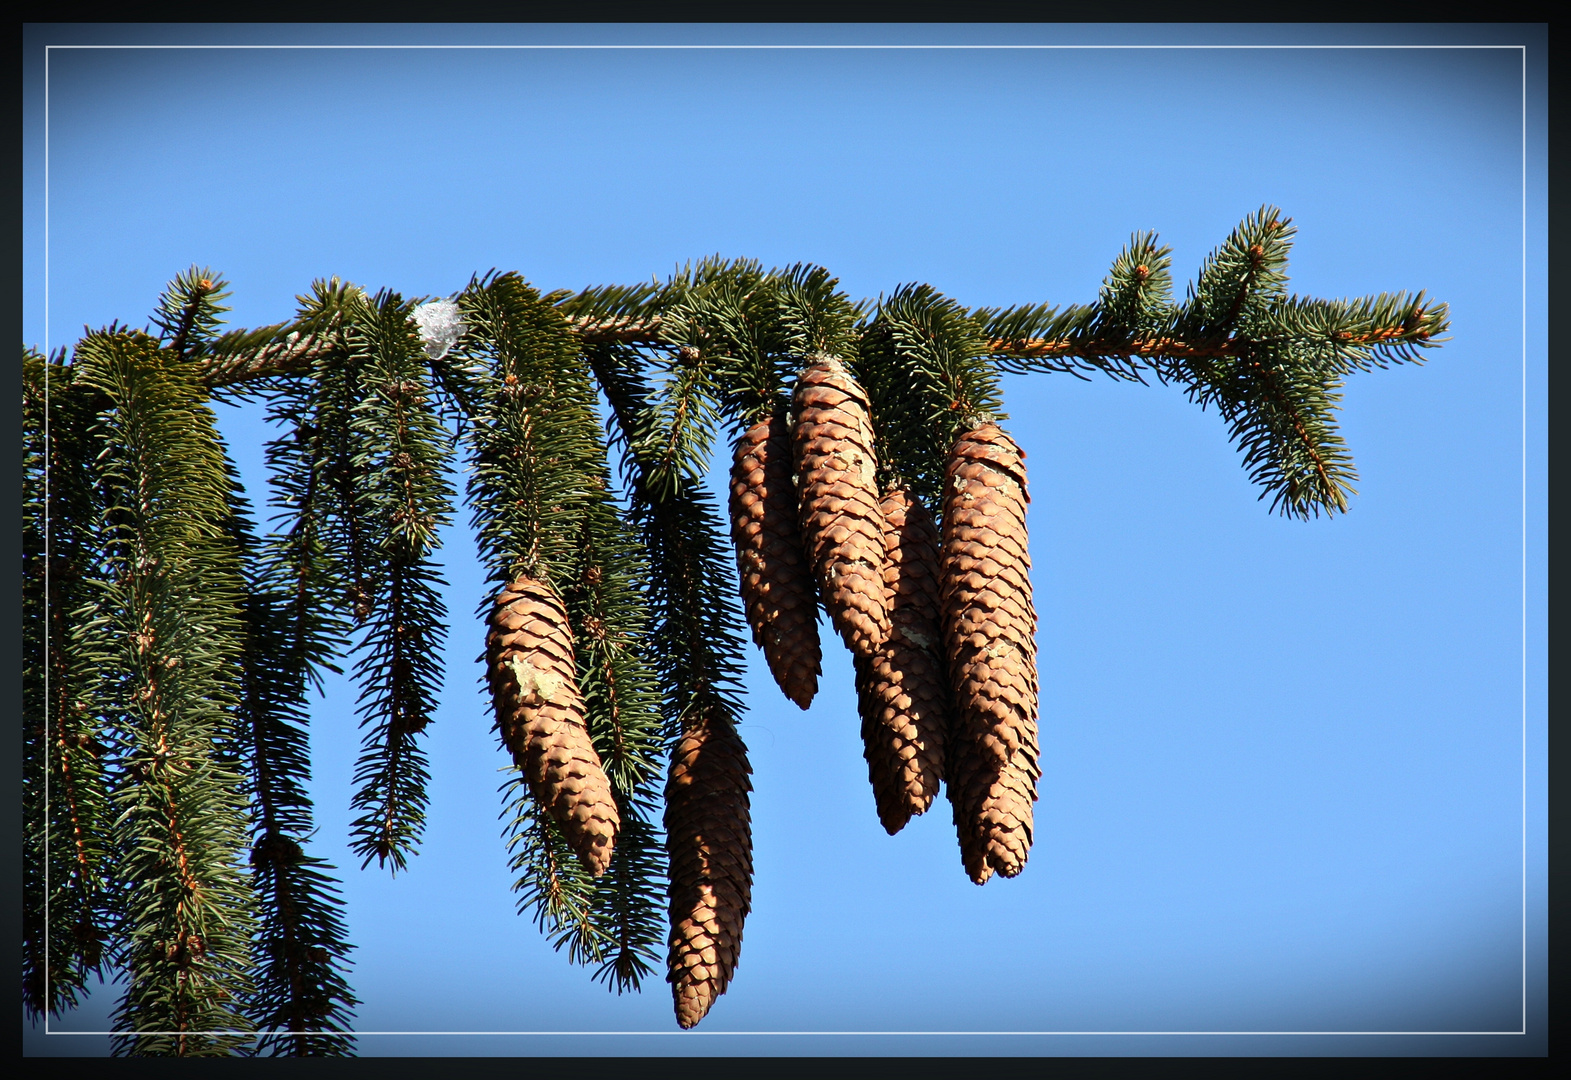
35, 35, 1534, 1044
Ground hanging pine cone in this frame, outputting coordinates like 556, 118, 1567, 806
792, 355, 889, 658
486, 575, 620, 878
729, 410, 822, 710
939, 423, 1040, 884
665, 713, 753, 1030
855, 488, 950, 835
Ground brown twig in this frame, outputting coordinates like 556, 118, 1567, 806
199, 332, 337, 388
987, 324, 1429, 364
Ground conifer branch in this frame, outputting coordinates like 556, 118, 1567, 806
460, 273, 670, 986
23, 353, 116, 1021
197, 314, 661, 389
986, 313, 1441, 363
656, 260, 777, 431
858, 284, 1006, 511
588, 805, 665, 991
582, 338, 755, 1027
20, 205, 1454, 1046
72, 330, 258, 1056
1239, 355, 1344, 514
583, 341, 751, 740
773, 263, 865, 362
622, 257, 807, 498
983, 208, 1447, 516
224, 477, 358, 1055
342, 289, 454, 873
560, 513, 668, 991
259, 380, 352, 696
503, 792, 608, 965
153, 268, 231, 364
201, 327, 338, 389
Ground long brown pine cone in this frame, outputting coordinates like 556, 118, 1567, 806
855, 488, 950, 835
939, 423, 1040, 884
791, 356, 889, 658
486, 575, 620, 877
729, 411, 822, 710
665, 713, 753, 1029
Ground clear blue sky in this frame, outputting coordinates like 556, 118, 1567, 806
22, 22, 1548, 1058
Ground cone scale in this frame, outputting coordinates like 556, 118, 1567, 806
485, 575, 620, 877
791, 356, 889, 658
729, 411, 822, 710
855, 488, 950, 835
938, 424, 1040, 884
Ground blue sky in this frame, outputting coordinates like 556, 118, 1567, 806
22, 22, 1547, 1058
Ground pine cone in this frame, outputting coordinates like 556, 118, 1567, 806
486, 575, 620, 878
729, 411, 821, 710
939, 424, 1039, 884
855, 488, 949, 835
665, 713, 753, 1030
792, 356, 889, 658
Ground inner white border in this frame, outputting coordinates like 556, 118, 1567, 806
36, 35, 1534, 1045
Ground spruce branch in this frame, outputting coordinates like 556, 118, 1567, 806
460, 272, 670, 986
564, 515, 667, 797
459, 270, 604, 585
582, 341, 751, 743
1181, 344, 1360, 519
984, 207, 1448, 517
582, 338, 755, 1027
609, 256, 809, 499
635, 341, 724, 502
225, 281, 446, 910
194, 215, 1445, 485
553, 280, 668, 333
342, 288, 455, 873
71, 329, 258, 1056
857, 284, 1006, 510
983, 313, 1443, 368
252, 280, 384, 632
560, 496, 669, 991
20, 204, 1456, 1045
197, 303, 667, 390
503, 786, 609, 966
656, 259, 779, 430
152, 267, 231, 364
258, 380, 352, 697
23, 352, 116, 1021
225, 474, 358, 1055
771, 262, 865, 363
201, 326, 338, 391
983, 211, 1444, 376
588, 801, 666, 993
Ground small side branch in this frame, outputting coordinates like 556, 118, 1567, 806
197, 318, 671, 388
200, 332, 339, 388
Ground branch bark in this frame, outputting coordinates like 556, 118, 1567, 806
196, 316, 1430, 389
